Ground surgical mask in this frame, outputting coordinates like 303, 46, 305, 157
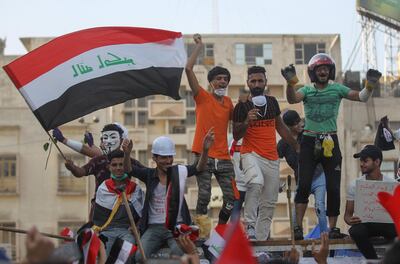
214, 88, 226, 97
252, 95, 267, 107
250, 87, 265, 97
111, 173, 129, 181
101, 130, 121, 154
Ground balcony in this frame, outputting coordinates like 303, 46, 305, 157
128, 128, 148, 150
148, 100, 186, 120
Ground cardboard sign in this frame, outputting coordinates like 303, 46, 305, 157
354, 179, 399, 223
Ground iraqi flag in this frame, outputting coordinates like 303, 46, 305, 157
105, 237, 137, 264
3, 27, 186, 130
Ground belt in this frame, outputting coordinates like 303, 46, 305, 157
304, 130, 337, 135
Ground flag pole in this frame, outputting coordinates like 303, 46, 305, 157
287, 175, 296, 248
44, 130, 67, 161
0, 226, 74, 241
121, 189, 147, 263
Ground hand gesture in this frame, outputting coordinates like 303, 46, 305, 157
193, 33, 202, 45
366, 69, 382, 91
281, 64, 299, 85
283, 247, 300, 264
366, 69, 382, 83
177, 235, 197, 255
52, 128, 65, 143
64, 159, 75, 171
348, 215, 362, 225
23, 226, 55, 264
121, 139, 133, 154
312, 232, 329, 264
203, 128, 215, 151
84, 131, 94, 147
247, 108, 259, 122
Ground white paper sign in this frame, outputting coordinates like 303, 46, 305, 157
354, 179, 399, 223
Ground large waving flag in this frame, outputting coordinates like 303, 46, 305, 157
3, 27, 186, 130
378, 185, 400, 238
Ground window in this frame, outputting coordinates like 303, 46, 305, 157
180, 110, 196, 126
58, 156, 86, 194
124, 100, 135, 108
235, 43, 272, 65
124, 112, 135, 126
0, 155, 17, 193
381, 160, 396, 180
0, 222, 17, 261
185, 43, 214, 65
137, 95, 155, 108
180, 89, 195, 108
138, 111, 148, 126
295, 43, 326, 64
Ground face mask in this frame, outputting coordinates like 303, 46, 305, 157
214, 88, 226, 97
101, 130, 121, 154
252, 95, 267, 107
250, 87, 264, 97
111, 173, 129, 181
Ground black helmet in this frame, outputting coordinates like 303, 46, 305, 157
307, 53, 336, 83
283, 110, 301, 127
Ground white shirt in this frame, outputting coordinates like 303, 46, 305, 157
148, 182, 183, 224
346, 174, 396, 201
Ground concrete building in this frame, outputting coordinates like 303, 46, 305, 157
0, 33, 398, 261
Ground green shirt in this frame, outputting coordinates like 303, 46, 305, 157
298, 83, 350, 136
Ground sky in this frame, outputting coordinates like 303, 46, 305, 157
0, 0, 389, 71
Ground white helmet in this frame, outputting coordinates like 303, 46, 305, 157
151, 136, 176, 156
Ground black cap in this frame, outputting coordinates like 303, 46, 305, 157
283, 110, 301, 127
353, 145, 383, 161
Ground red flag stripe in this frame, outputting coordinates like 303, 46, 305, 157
3, 27, 182, 88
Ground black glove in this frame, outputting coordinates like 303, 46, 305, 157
366, 69, 382, 91
281, 64, 299, 85
366, 69, 382, 83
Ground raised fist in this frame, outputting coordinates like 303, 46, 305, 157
52, 128, 65, 143
281, 64, 299, 85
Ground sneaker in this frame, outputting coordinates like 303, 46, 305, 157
247, 225, 256, 240
294, 226, 304, 240
328, 227, 348, 239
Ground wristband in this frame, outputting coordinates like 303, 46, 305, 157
65, 139, 83, 152
359, 87, 372, 102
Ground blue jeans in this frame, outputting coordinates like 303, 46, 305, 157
293, 171, 328, 233
100, 227, 135, 256
135, 224, 183, 261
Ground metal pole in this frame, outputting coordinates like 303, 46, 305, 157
287, 175, 296, 247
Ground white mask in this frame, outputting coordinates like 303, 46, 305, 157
101, 130, 121, 154
214, 88, 226, 97
251, 95, 267, 107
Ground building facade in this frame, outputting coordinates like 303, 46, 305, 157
1, 33, 398, 261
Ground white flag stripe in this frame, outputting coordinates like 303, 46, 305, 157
115, 241, 134, 264
19, 38, 186, 111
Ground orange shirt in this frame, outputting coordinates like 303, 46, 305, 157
232, 96, 281, 160
192, 87, 233, 160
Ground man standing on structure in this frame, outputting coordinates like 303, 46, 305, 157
282, 53, 382, 239
185, 34, 237, 238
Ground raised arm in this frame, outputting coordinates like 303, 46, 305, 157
185, 34, 203, 97
275, 116, 299, 152
196, 128, 215, 171
121, 139, 133, 173
346, 69, 382, 102
281, 64, 304, 104
52, 128, 102, 158
64, 159, 86, 177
